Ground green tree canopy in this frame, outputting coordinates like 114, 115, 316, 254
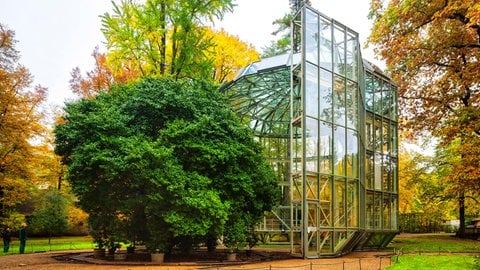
54, 77, 279, 252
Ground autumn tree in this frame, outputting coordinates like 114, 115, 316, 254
398, 141, 458, 231
0, 23, 48, 220
70, 28, 259, 100
100, 0, 234, 80
69, 47, 138, 99
369, 0, 480, 237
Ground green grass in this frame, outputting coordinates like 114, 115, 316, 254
384, 234, 480, 270
385, 254, 478, 270
386, 233, 480, 253
0, 236, 95, 256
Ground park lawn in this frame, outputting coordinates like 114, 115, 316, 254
0, 236, 95, 256
385, 254, 478, 270
386, 233, 480, 253
384, 234, 480, 270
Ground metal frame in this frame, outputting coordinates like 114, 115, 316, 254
221, 4, 398, 258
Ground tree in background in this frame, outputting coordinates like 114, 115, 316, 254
30, 189, 69, 244
100, 0, 234, 80
368, 0, 480, 237
70, 28, 259, 100
261, 0, 311, 57
54, 77, 279, 253
0, 23, 47, 221
398, 141, 458, 231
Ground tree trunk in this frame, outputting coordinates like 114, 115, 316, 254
457, 191, 465, 238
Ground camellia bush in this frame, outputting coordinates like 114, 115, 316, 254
54, 77, 279, 253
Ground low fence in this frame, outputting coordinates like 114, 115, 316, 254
203, 255, 397, 270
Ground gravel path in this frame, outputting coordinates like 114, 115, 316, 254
0, 249, 395, 270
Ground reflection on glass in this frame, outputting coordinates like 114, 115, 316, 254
306, 63, 319, 117
319, 69, 332, 121
333, 25, 346, 75
306, 9, 319, 65
334, 126, 346, 176
346, 31, 358, 81
346, 129, 358, 178
333, 75, 346, 126
334, 178, 346, 227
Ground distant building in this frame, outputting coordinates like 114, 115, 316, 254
222, 4, 398, 258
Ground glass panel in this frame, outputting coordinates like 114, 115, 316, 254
365, 73, 374, 111
374, 153, 382, 190
366, 153, 374, 189
319, 175, 332, 227
383, 195, 392, 229
392, 195, 398, 229
346, 129, 358, 178
382, 120, 389, 154
319, 121, 332, 174
334, 126, 346, 176
383, 155, 392, 191
334, 231, 348, 252
346, 79, 358, 129
375, 118, 382, 152
307, 202, 319, 254
333, 74, 346, 126
345, 30, 358, 81
366, 113, 374, 150
333, 25, 345, 76
334, 178, 346, 227
347, 179, 358, 227
306, 117, 319, 172
391, 158, 398, 192
366, 192, 374, 229
320, 230, 333, 253
373, 77, 382, 114
305, 9, 319, 65
305, 63, 319, 117
391, 123, 398, 156
319, 69, 332, 121
392, 88, 398, 121
374, 193, 382, 228
382, 82, 392, 117
306, 173, 319, 200
319, 18, 332, 71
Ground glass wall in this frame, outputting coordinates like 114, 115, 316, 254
221, 4, 398, 258
289, 6, 363, 257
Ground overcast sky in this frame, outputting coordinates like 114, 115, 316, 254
0, 0, 379, 107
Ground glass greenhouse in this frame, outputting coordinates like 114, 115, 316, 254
221, 5, 398, 258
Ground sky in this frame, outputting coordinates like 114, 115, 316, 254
0, 0, 380, 107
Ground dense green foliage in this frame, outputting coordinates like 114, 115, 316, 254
54, 77, 279, 252
30, 189, 69, 243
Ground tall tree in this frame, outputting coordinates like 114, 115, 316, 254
54, 77, 279, 252
69, 47, 138, 99
0, 23, 47, 219
261, 0, 311, 57
30, 189, 69, 244
101, 0, 234, 80
69, 28, 259, 100
368, 0, 480, 236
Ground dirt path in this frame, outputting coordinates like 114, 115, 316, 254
0, 249, 395, 270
